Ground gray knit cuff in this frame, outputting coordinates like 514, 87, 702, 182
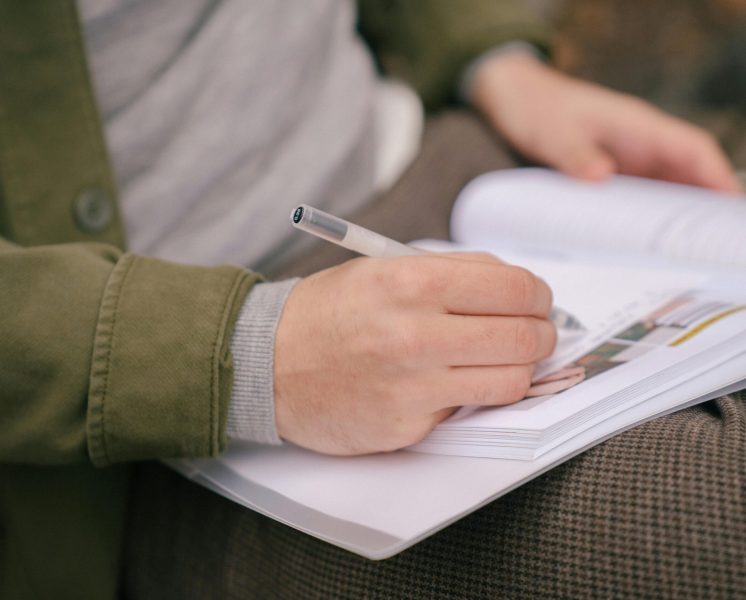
227, 278, 300, 444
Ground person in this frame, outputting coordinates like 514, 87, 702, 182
0, 1, 743, 598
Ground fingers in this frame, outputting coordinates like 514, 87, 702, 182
390, 255, 553, 318
425, 314, 557, 367
429, 364, 537, 409
541, 130, 617, 182
526, 366, 586, 396
441, 262, 553, 318
657, 123, 741, 194
599, 100, 741, 194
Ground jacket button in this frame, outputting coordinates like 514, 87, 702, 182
73, 188, 114, 233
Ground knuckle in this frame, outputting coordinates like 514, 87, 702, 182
470, 381, 495, 406
537, 278, 554, 316
505, 267, 538, 309
502, 367, 533, 404
391, 260, 443, 300
475, 321, 501, 348
418, 266, 448, 297
545, 322, 559, 357
512, 318, 540, 361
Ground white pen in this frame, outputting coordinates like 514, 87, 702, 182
291, 204, 585, 331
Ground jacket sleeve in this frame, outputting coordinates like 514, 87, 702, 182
0, 236, 260, 467
357, 0, 551, 110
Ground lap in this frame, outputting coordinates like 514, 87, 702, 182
123, 111, 746, 599
124, 395, 746, 599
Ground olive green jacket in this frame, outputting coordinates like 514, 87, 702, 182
0, 2, 547, 597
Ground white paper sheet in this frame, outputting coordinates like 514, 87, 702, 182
451, 168, 746, 266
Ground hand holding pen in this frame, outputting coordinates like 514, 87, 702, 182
291, 204, 584, 331
268, 205, 564, 456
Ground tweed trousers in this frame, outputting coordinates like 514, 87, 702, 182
123, 112, 746, 600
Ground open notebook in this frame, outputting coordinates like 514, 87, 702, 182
170, 169, 746, 559
413, 170, 746, 459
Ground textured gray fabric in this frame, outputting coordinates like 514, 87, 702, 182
227, 279, 299, 444
78, 0, 379, 270
123, 113, 746, 600
126, 393, 746, 600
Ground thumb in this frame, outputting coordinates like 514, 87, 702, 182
545, 134, 617, 182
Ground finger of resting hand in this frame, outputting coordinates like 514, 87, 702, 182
430, 364, 536, 409
655, 120, 740, 193
424, 314, 557, 366
411, 256, 552, 318
544, 129, 617, 182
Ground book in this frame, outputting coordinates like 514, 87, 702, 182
412, 170, 746, 459
169, 169, 746, 559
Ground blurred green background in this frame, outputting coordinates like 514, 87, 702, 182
533, 0, 746, 168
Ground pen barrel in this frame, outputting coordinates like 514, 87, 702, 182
291, 205, 583, 330
343, 224, 424, 258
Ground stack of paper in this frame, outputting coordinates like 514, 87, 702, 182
405, 168, 746, 460
414, 290, 746, 459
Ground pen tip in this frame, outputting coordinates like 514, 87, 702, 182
292, 206, 304, 224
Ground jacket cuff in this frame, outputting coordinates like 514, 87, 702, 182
226, 278, 300, 445
86, 253, 260, 466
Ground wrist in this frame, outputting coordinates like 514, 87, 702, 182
471, 51, 549, 113
226, 278, 300, 445
460, 42, 548, 104
470, 51, 572, 145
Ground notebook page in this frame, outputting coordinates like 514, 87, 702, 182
451, 169, 746, 267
